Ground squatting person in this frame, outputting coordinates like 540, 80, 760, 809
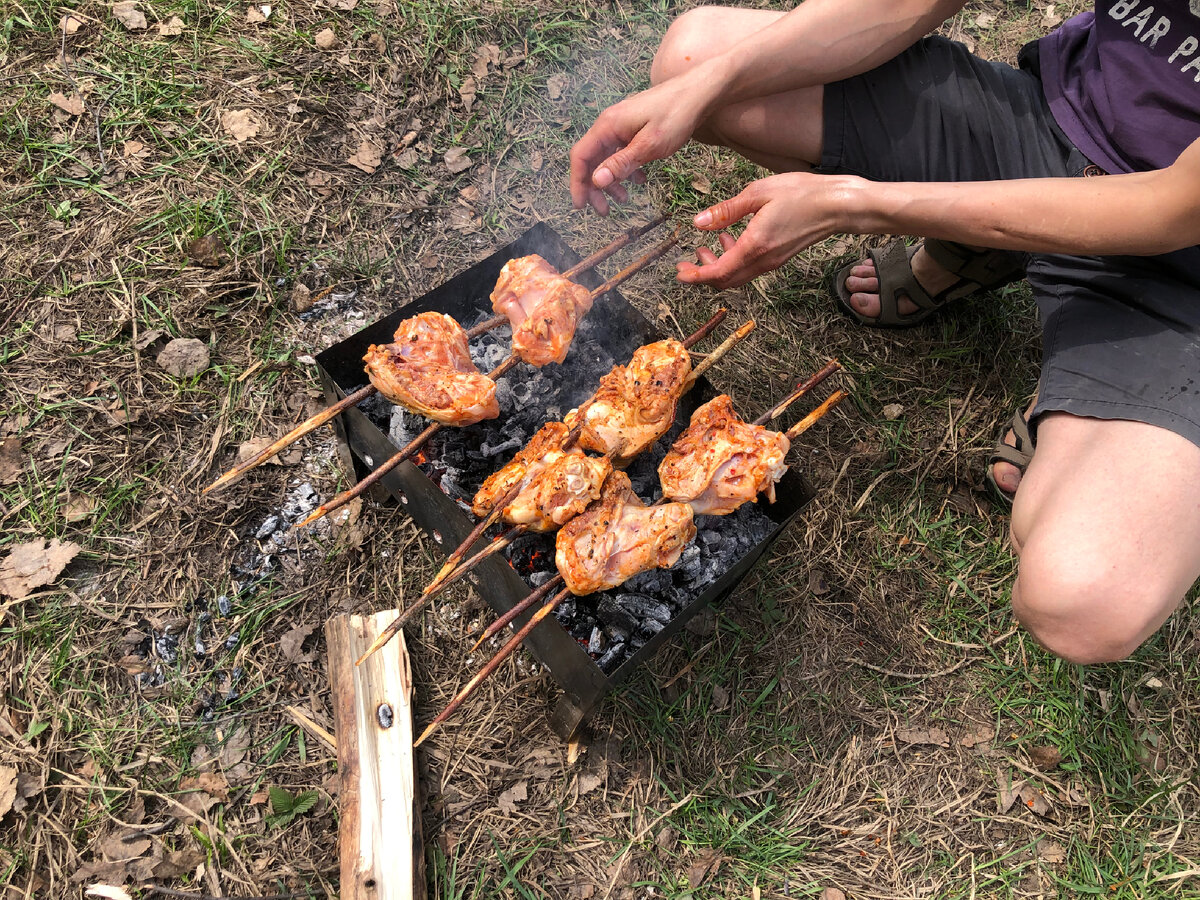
568, 0, 1200, 664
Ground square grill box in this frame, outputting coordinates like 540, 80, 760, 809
315, 223, 815, 737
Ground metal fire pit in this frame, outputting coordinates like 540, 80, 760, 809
315, 223, 815, 737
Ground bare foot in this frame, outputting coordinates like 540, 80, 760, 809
991, 397, 1039, 498
843, 243, 962, 320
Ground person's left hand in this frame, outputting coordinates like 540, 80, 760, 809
676, 172, 859, 289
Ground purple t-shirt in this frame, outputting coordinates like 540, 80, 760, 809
1038, 0, 1200, 174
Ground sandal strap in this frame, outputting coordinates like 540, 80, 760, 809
922, 239, 1026, 290
865, 240, 941, 326
988, 410, 1036, 470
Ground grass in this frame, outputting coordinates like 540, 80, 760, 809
2, 0, 1199, 897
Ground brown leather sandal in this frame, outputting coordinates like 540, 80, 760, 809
986, 408, 1035, 508
833, 238, 1025, 328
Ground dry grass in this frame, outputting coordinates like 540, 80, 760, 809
2, 0, 1198, 898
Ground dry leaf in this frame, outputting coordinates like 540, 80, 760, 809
85, 886, 134, 900
0, 538, 81, 600
998, 775, 1053, 818
496, 780, 528, 813
394, 147, 418, 169
64, 494, 98, 523
1029, 744, 1063, 770
49, 92, 85, 116
529, 149, 543, 172
1038, 840, 1067, 864
820, 889, 847, 900
157, 15, 184, 35
546, 73, 568, 100
419, 252, 439, 269
690, 174, 712, 195
959, 724, 995, 748
895, 726, 951, 748
111, 2, 147, 30
151, 848, 204, 879
246, 5, 270, 23
366, 31, 386, 52
219, 726, 251, 769
314, 27, 338, 49
157, 338, 209, 377
974, 12, 997, 27
280, 623, 318, 663
326, 0, 357, 8
122, 139, 147, 158
458, 75, 477, 113
348, 138, 382, 173
0, 766, 17, 817
684, 848, 722, 888
235, 438, 300, 467
1042, 3, 1062, 26
471, 42, 500, 79
444, 146, 472, 174
577, 771, 603, 795
60, 14, 83, 33
882, 402, 904, 420
221, 108, 263, 143
187, 233, 227, 267
0, 437, 22, 485
305, 169, 331, 188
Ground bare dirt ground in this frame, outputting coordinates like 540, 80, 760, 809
2, 1, 1199, 898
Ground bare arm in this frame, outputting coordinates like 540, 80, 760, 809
570, 0, 968, 211
679, 137, 1200, 288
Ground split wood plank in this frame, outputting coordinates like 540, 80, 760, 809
327, 611, 426, 899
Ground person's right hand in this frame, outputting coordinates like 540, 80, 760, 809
569, 79, 713, 214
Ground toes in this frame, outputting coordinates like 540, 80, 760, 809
992, 460, 1022, 494
848, 292, 881, 317
843, 273, 879, 294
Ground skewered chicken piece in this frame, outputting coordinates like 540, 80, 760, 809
562, 340, 692, 465
555, 470, 696, 596
202, 215, 667, 495
491, 256, 594, 367
658, 395, 790, 515
362, 312, 500, 426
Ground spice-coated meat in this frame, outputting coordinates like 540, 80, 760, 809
562, 339, 692, 465
555, 471, 696, 596
490, 255, 593, 367
503, 452, 613, 532
471, 422, 570, 516
362, 311, 499, 426
658, 395, 791, 516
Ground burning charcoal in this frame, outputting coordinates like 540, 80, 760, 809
596, 596, 638, 633
529, 570, 556, 587
700, 530, 724, 551
604, 624, 630, 644
597, 641, 626, 672
256, 516, 281, 540
588, 626, 605, 656
555, 599, 577, 621
616, 593, 672, 624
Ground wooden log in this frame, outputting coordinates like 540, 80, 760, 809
326, 611, 425, 899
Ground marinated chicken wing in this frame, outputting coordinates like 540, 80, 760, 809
503, 452, 613, 532
562, 339, 691, 464
471, 422, 570, 516
362, 312, 499, 426
555, 471, 696, 596
658, 395, 791, 515
491, 255, 593, 367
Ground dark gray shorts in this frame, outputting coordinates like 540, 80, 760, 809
818, 36, 1200, 449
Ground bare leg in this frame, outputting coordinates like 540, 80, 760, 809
651, 7, 958, 318
1007, 412, 1200, 663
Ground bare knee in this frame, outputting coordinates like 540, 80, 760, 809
651, 6, 742, 85
1012, 541, 1172, 664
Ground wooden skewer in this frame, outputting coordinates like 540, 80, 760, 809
783, 389, 849, 441
752, 359, 842, 426
468, 566, 561, 652
202, 385, 375, 494
204, 217, 669, 494
683, 320, 756, 389
413, 584, 572, 747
